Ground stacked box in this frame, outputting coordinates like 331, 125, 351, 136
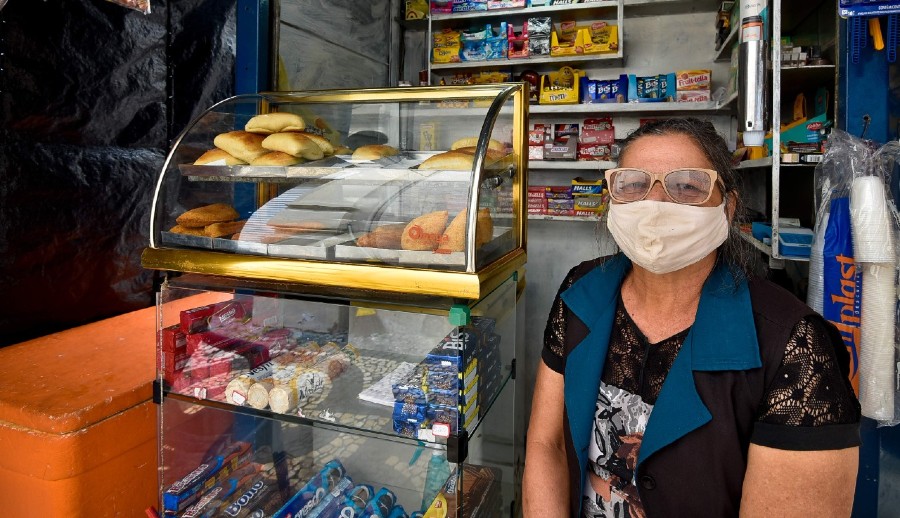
391, 317, 502, 439
578, 117, 614, 161
571, 177, 608, 217
676, 69, 712, 102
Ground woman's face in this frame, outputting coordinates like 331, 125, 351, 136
617, 133, 724, 208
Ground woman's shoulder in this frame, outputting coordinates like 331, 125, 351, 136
559, 254, 622, 292
746, 275, 816, 328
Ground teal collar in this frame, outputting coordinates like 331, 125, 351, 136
560, 254, 760, 492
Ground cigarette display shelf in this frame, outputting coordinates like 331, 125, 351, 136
144, 84, 527, 517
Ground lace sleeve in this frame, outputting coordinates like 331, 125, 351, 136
757, 316, 861, 427
541, 265, 587, 373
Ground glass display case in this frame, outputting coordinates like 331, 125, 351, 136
143, 84, 527, 517
143, 83, 528, 300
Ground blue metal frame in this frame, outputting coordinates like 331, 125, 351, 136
234, 0, 271, 220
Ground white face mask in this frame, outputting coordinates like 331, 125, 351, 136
606, 199, 729, 274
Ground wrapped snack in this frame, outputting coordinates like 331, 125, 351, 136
305, 476, 355, 517
214, 474, 284, 517
247, 379, 275, 409
225, 361, 277, 406
163, 441, 252, 513
362, 487, 398, 518
272, 459, 346, 518
268, 368, 329, 414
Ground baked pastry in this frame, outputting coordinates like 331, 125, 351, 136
193, 148, 247, 166
250, 151, 302, 166
356, 223, 407, 249
169, 224, 207, 237
452, 146, 511, 165
300, 132, 335, 156
261, 132, 325, 160
450, 137, 506, 152
204, 220, 246, 238
176, 203, 239, 228
351, 144, 400, 160
418, 151, 474, 171
212, 131, 269, 163
244, 112, 306, 134
334, 145, 353, 155
438, 208, 493, 252
401, 210, 449, 251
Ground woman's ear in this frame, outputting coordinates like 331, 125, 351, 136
725, 190, 737, 222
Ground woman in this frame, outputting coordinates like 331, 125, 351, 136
523, 118, 861, 517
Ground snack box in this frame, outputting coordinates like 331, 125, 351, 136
406, 0, 429, 19
539, 66, 585, 105
627, 73, 676, 102
676, 90, 712, 102
431, 0, 453, 13
583, 22, 619, 54
571, 177, 605, 195
507, 23, 529, 58
581, 74, 628, 103
488, 0, 524, 8
675, 69, 712, 91
460, 25, 489, 61
452, 0, 488, 12
550, 22, 585, 56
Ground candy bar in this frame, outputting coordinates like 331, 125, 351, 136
163, 441, 252, 513
361, 487, 397, 518
180, 300, 251, 335
178, 462, 263, 518
214, 474, 283, 518
225, 361, 277, 406
269, 368, 329, 414
304, 476, 354, 517
272, 459, 347, 518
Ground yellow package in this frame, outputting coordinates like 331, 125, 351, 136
550, 25, 585, 56
584, 23, 619, 54
406, 0, 428, 20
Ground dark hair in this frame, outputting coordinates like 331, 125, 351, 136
616, 117, 756, 280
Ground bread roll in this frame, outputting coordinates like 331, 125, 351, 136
452, 146, 510, 165
213, 131, 269, 163
450, 137, 506, 152
176, 203, 239, 228
193, 148, 247, 166
261, 132, 325, 160
299, 132, 335, 156
356, 223, 407, 249
204, 220, 246, 238
244, 112, 306, 134
401, 211, 449, 251
351, 144, 400, 160
334, 145, 353, 155
418, 151, 474, 171
250, 151, 302, 166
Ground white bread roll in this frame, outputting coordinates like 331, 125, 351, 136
250, 151, 303, 166
244, 112, 306, 134
213, 131, 269, 163
261, 132, 325, 160
193, 148, 247, 166
450, 137, 506, 152
418, 151, 474, 171
351, 144, 400, 160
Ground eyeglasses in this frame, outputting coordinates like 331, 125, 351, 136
604, 167, 723, 205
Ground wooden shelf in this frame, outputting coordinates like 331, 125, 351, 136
736, 157, 773, 169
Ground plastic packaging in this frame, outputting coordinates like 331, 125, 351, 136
420, 451, 451, 512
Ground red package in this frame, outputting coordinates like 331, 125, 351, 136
180, 300, 252, 334
161, 325, 188, 354
160, 349, 191, 380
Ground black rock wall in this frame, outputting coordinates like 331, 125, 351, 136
0, 0, 237, 346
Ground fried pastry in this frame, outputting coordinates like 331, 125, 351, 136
401, 210, 449, 251
438, 208, 493, 251
176, 203, 239, 228
204, 220, 246, 238
169, 224, 207, 237
356, 223, 407, 249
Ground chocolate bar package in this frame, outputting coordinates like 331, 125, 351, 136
422, 465, 501, 518
178, 462, 263, 518
163, 441, 253, 513
305, 476, 355, 517
180, 300, 252, 335
272, 459, 347, 518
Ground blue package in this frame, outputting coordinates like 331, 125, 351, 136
305, 476, 355, 518
822, 196, 861, 387
387, 504, 409, 518
361, 487, 398, 518
393, 399, 429, 422
272, 459, 347, 518
485, 23, 508, 60
336, 484, 376, 518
